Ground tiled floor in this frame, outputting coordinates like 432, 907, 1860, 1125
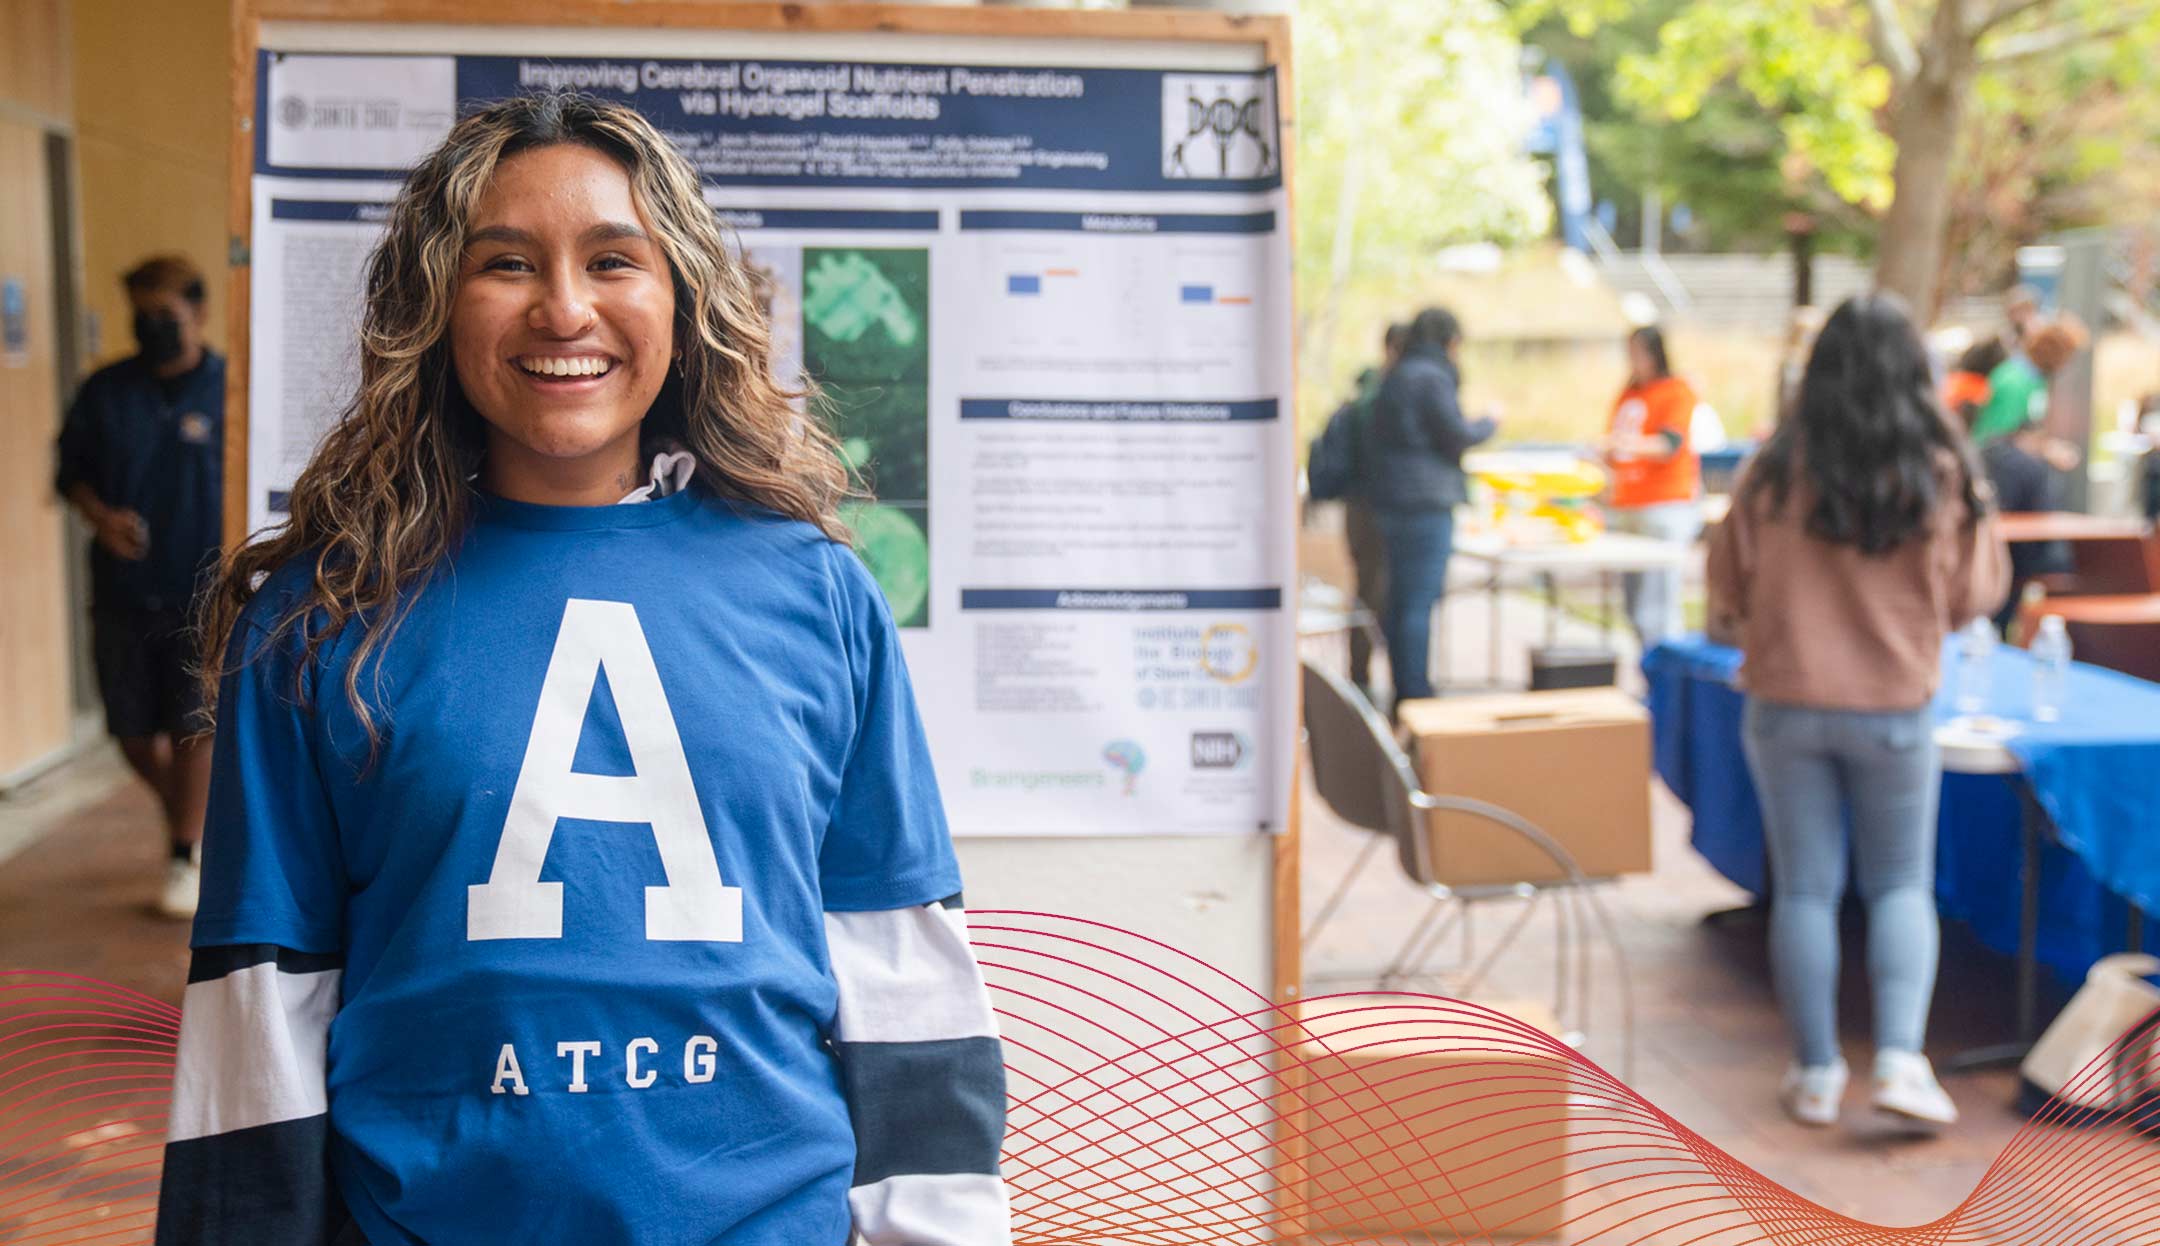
0, 581, 2118, 1238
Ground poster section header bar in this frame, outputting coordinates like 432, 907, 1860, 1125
257, 52, 1283, 194
270, 199, 393, 223
716, 207, 937, 231
960, 399, 1277, 423
957, 210, 1275, 234
961, 589, 1283, 611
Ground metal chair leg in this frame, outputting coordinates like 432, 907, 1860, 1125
1381, 896, 1457, 988
1301, 833, 1386, 949
1391, 905, 1467, 990
1455, 894, 1544, 1000
1576, 880, 1637, 1081
1553, 884, 1572, 1032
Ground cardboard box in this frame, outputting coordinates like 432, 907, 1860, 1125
1292, 995, 1570, 1239
1396, 688, 1652, 887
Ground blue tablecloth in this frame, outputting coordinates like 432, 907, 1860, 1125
1645, 635, 2160, 980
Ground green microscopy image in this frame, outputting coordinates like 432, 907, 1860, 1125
825, 383, 929, 503
805, 248, 930, 627
803, 249, 929, 384
841, 502, 930, 629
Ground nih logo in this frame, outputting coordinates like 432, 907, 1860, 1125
1190, 731, 1249, 771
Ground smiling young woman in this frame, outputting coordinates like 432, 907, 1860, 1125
451, 143, 679, 505
159, 95, 1010, 1246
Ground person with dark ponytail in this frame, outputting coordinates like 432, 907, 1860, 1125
1707, 293, 2007, 1130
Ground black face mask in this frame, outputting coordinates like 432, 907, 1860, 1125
133, 311, 186, 366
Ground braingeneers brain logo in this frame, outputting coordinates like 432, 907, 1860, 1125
1102, 739, 1147, 795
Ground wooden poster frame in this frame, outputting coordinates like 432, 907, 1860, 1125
225, 0, 1304, 1014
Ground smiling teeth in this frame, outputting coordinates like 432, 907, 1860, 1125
520, 357, 612, 377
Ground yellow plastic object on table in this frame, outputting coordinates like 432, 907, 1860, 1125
1473, 458, 1610, 545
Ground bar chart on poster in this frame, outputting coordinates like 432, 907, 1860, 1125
954, 211, 1280, 394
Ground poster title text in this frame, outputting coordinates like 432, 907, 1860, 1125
515, 61, 1086, 121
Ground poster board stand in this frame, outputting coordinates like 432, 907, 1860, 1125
228, 0, 1304, 1226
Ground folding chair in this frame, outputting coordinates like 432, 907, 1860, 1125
1300, 658, 1635, 1073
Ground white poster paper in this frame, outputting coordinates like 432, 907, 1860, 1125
249, 46, 1293, 837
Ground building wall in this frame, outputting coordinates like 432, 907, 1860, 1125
0, 0, 77, 779
2, 0, 71, 122
72, 0, 230, 363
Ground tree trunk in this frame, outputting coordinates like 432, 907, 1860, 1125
1300, 138, 1365, 411
1789, 221, 1816, 308
1875, 12, 1975, 322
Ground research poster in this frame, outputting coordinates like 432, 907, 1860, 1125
248, 44, 1294, 837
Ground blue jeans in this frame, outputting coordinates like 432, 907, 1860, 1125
1608, 500, 1702, 648
1741, 698, 1941, 1067
1375, 508, 1456, 705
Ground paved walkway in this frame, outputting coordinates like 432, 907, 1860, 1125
1294, 576, 2045, 1230
0, 580, 2095, 1236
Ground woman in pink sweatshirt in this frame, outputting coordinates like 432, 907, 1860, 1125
1707, 293, 2008, 1131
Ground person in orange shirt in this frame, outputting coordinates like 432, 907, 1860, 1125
1605, 325, 1702, 646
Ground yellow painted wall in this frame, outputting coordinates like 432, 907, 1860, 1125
72, 0, 230, 364
0, 0, 76, 777
3, 0, 71, 121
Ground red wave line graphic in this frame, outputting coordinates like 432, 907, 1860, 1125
0, 973, 179, 1245
6, 917, 2160, 1243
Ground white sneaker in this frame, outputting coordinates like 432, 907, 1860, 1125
1873, 1049, 1957, 1128
1779, 1058, 1848, 1126
158, 849, 201, 920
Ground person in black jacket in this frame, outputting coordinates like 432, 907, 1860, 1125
1980, 413, 2072, 634
2140, 401, 2160, 524
1364, 306, 1499, 708
1342, 321, 1408, 698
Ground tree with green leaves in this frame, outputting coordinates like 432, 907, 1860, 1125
1526, 0, 2160, 317
1530, 0, 1874, 256
1295, 0, 1551, 398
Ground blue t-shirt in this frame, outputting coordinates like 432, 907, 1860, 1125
195, 486, 961, 1245
54, 352, 226, 613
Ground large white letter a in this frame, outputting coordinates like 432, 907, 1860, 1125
468, 599, 743, 942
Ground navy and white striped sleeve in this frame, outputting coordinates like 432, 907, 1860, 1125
818, 545, 1009, 1243
826, 896, 1011, 1245
156, 946, 348, 1245
157, 614, 353, 1245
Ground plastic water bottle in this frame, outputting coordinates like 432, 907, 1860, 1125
1955, 617, 1996, 715
2030, 615, 2072, 723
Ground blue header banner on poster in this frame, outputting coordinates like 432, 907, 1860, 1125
715, 208, 939, 231
255, 51, 1284, 193
960, 399, 1278, 423
960, 589, 1284, 611
957, 210, 1277, 234
270, 199, 393, 223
